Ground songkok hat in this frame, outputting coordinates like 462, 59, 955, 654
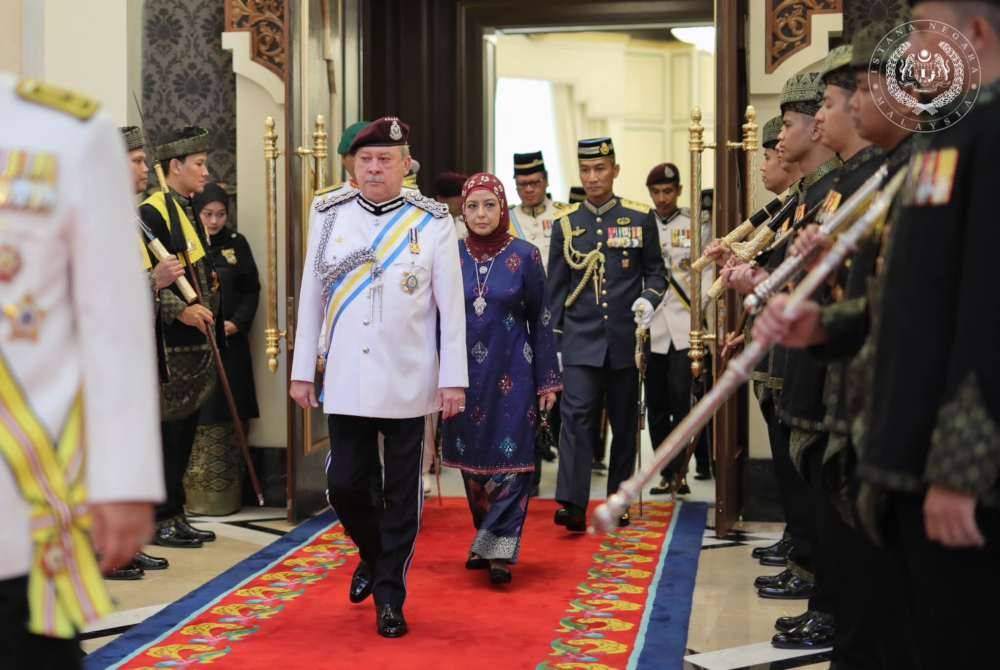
349, 116, 410, 153
157, 126, 211, 161
780, 72, 824, 116
568, 186, 586, 203
821, 45, 857, 90
513, 151, 547, 177
338, 120, 370, 155
578, 137, 615, 160
119, 126, 145, 152
851, 21, 909, 70
646, 162, 681, 187
762, 116, 783, 149
434, 171, 468, 198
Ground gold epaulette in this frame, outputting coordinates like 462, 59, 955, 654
314, 182, 344, 197
620, 198, 651, 214
552, 200, 570, 210
16, 79, 100, 121
556, 202, 581, 220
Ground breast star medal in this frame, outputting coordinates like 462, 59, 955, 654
0, 245, 23, 282
401, 271, 419, 294
4, 293, 45, 340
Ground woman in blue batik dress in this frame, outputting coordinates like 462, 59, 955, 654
442, 172, 561, 586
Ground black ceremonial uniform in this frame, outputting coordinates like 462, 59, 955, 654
547, 194, 667, 515
858, 78, 1000, 669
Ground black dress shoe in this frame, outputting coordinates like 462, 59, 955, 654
174, 517, 216, 542
489, 565, 512, 585
677, 479, 691, 495
592, 460, 607, 473
759, 553, 789, 567
650, 478, 673, 495
758, 573, 814, 600
775, 609, 811, 633
106, 565, 144, 580
541, 447, 557, 462
555, 507, 586, 532
377, 603, 408, 638
693, 470, 711, 481
771, 611, 835, 649
752, 538, 789, 559
465, 554, 488, 570
350, 561, 374, 603
618, 512, 630, 528
754, 568, 792, 589
154, 522, 203, 548
133, 551, 169, 570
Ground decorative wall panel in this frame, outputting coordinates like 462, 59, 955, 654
225, 0, 288, 79
142, 0, 238, 190
766, 0, 843, 73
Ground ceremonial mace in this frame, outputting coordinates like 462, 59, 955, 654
592, 166, 908, 533
634, 325, 648, 518
135, 102, 265, 505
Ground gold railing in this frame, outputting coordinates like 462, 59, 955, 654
687, 105, 757, 379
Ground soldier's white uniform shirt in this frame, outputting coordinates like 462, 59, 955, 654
292, 189, 468, 417
649, 207, 714, 354
0, 74, 164, 579
509, 198, 565, 270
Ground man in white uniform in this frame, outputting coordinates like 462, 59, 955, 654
643, 163, 713, 495
0, 75, 163, 667
509, 150, 568, 265
290, 116, 467, 639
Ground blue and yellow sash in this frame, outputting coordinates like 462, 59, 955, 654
317, 204, 435, 366
509, 209, 527, 239
0, 354, 113, 638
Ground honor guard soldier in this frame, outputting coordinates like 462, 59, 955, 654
434, 171, 469, 240
313, 120, 370, 202
547, 137, 668, 531
0, 74, 164, 667
290, 116, 468, 638
509, 151, 569, 265
643, 162, 713, 495
139, 127, 221, 550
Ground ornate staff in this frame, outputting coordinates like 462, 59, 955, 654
135, 105, 265, 506
634, 325, 648, 517
592, 167, 908, 533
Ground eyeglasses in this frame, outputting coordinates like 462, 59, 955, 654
515, 179, 544, 190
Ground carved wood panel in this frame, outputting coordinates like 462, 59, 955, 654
225, 0, 288, 79
766, 0, 843, 73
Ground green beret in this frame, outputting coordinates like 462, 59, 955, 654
780, 72, 824, 116
338, 120, 370, 155
119, 125, 144, 152
762, 116, 783, 149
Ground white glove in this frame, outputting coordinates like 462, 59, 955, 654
631, 297, 654, 327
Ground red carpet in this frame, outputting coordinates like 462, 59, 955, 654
108, 498, 690, 669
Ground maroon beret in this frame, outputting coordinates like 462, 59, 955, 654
646, 162, 681, 187
434, 171, 468, 198
349, 116, 410, 153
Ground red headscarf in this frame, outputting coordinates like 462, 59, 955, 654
462, 172, 511, 261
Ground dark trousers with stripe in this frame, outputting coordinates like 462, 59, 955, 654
326, 414, 424, 609
0, 576, 80, 670
157, 412, 199, 522
556, 363, 639, 511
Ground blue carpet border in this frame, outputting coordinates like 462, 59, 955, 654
84, 511, 337, 669
634, 501, 708, 670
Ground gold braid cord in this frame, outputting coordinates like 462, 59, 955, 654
560, 217, 605, 307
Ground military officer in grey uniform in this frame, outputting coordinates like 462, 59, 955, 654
643, 163, 713, 495
547, 137, 668, 531
510, 151, 568, 264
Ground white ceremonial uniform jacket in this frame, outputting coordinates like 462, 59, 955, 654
509, 198, 566, 271
292, 189, 468, 418
649, 208, 714, 354
0, 74, 164, 579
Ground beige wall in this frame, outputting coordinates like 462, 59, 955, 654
14, 0, 142, 124
496, 32, 715, 205
0, 0, 22, 74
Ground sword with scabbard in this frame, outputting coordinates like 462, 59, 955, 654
134, 102, 265, 506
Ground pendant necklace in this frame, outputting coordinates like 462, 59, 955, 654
472, 253, 496, 317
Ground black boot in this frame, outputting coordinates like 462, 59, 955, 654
174, 516, 216, 542
154, 519, 202, 548
133, 551, 169, 570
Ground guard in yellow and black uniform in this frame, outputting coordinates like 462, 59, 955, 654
139, 126, 220, 549
547, 137, 667, 531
